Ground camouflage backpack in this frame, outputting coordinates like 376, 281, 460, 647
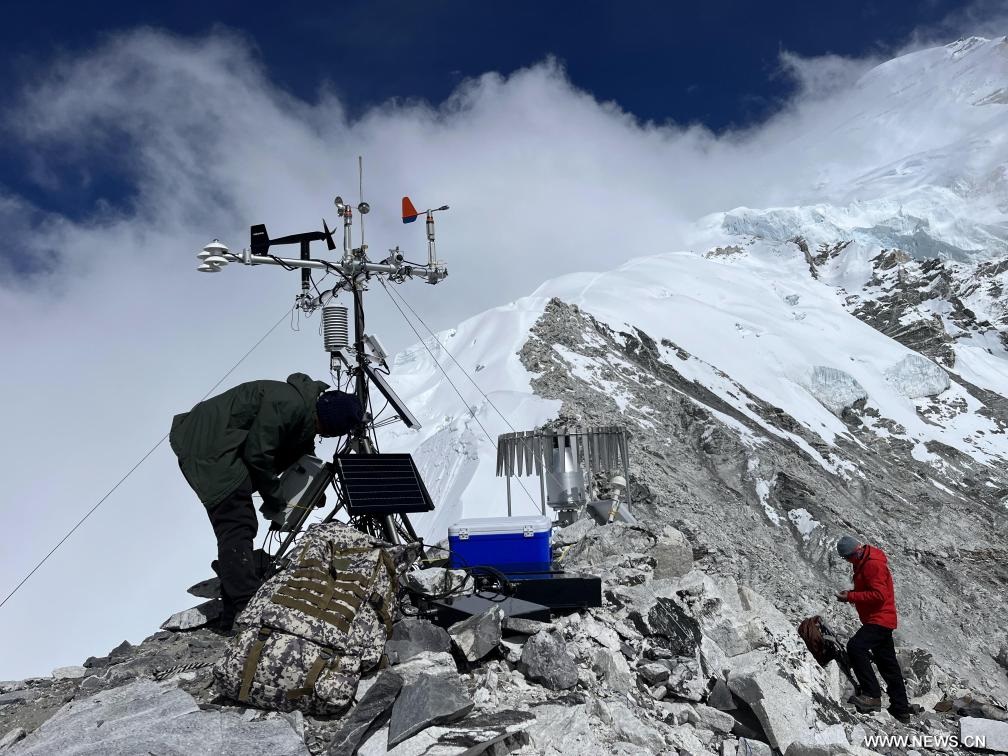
213, 522, 410, 716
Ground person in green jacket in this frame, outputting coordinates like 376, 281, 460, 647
170, 373, 364, 629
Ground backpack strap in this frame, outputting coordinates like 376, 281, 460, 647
374, 549, 399, 633
287, 647, 336, 701
238, 627, 272, 702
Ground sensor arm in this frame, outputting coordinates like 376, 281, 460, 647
214, 251, 447, 284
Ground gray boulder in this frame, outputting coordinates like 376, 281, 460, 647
960, 717, 1008, 753
327, 671, 403, 756
387, 672, 474, 748
0, 729, 26, 749
386, 619, 451, 665
563, 523, 657, 567
519, 632, 578, 690
160, 600, 222, 632
6, 679, 309, 755
592, 648, 635, 693
652, 526, 693, 579
447, 606, 503, 663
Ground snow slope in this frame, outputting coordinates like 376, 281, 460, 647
378, 37, 1008, 541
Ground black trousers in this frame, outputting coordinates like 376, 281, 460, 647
847, 623, 910, 712
205, 476, 262, 626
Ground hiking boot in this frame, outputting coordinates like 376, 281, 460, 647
889, 704, 918, 724
851, 694, 882, 713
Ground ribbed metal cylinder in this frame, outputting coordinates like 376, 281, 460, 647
322, 305, 349, 352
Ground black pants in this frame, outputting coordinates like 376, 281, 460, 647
847, 623, 910, 713
205, 477, 262, 627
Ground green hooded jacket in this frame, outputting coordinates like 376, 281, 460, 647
169, 373, 330, 511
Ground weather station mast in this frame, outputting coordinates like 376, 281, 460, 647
194, 159, 449, 564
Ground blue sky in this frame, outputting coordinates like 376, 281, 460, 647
0, 0, 993, 222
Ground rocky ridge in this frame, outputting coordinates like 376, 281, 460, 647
4, 521, 1007, 756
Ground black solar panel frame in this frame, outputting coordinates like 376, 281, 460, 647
334, 453, 435, 516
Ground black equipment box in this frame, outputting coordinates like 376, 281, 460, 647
480, 565, 602, 610
431, 592, 551, 626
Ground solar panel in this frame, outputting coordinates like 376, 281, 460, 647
334, 453, 435, 516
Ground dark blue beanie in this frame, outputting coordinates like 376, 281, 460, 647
316, 391, 365, 436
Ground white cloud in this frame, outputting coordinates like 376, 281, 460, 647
0, 25, 1005, 679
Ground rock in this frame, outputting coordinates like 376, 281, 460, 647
638, 662, 671, 686
659, 700, 693, 725
327, 671, 403, 756
629, 594, 702, 657
897, 647, 935, 697
729, 664, 815, 753
280, 710, 304, 740
961, 717, 1008, 752
592, 648, 635, 693
386, 619, 451, 664
708, 678, 736, 711
447, 606, 503, 663
0, 689, 37, 707
563, 523, 657, 567
996, 644, 1008, 671
389, 652, 458, 685
693, 703, 735, 733
580, 614, 622, 652
653, 526, 693, 579
664, 655, 706, 701
187, 575, 222, 599
784, 745, 879, 756
160, 600, 222, 632
387, 672, 474, 748
499, 636, 524, 664
7, 679, 309, 755
51, 666, 87, 680
0, 728, 26, 749
502, 617, 552, 635
553, 517, 596, 547
737, 738, 773, 756
526, 702, 600, 753
403, 568, 469, 597
607, 700, 665, 751
519, 632, 578, 690
359, 710, 533, 756
668, 725, 710, 754
107, 641, 133, 661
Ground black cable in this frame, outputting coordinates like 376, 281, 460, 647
0, 306, 295, 612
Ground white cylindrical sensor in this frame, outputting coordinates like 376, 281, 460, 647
322, 305, 349, 352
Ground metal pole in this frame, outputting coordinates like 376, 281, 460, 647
539, 461, 547, 516
506, 475, 512, 517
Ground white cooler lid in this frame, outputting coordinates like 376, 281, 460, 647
449, 515, 552, 536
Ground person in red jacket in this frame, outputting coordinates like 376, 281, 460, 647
835, 535, 911, 723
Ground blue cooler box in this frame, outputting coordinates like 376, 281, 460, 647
448, 516, 552, 570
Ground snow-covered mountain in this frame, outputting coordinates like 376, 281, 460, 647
378, 36, 1008, 697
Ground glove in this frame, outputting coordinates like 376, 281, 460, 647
259, 501, 286, 525
835, 590, 849, 603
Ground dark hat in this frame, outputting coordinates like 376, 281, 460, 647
316, 391, 365, 437
836, 535, 859, 558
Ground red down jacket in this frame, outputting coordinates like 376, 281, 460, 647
845, 545, 898, 630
